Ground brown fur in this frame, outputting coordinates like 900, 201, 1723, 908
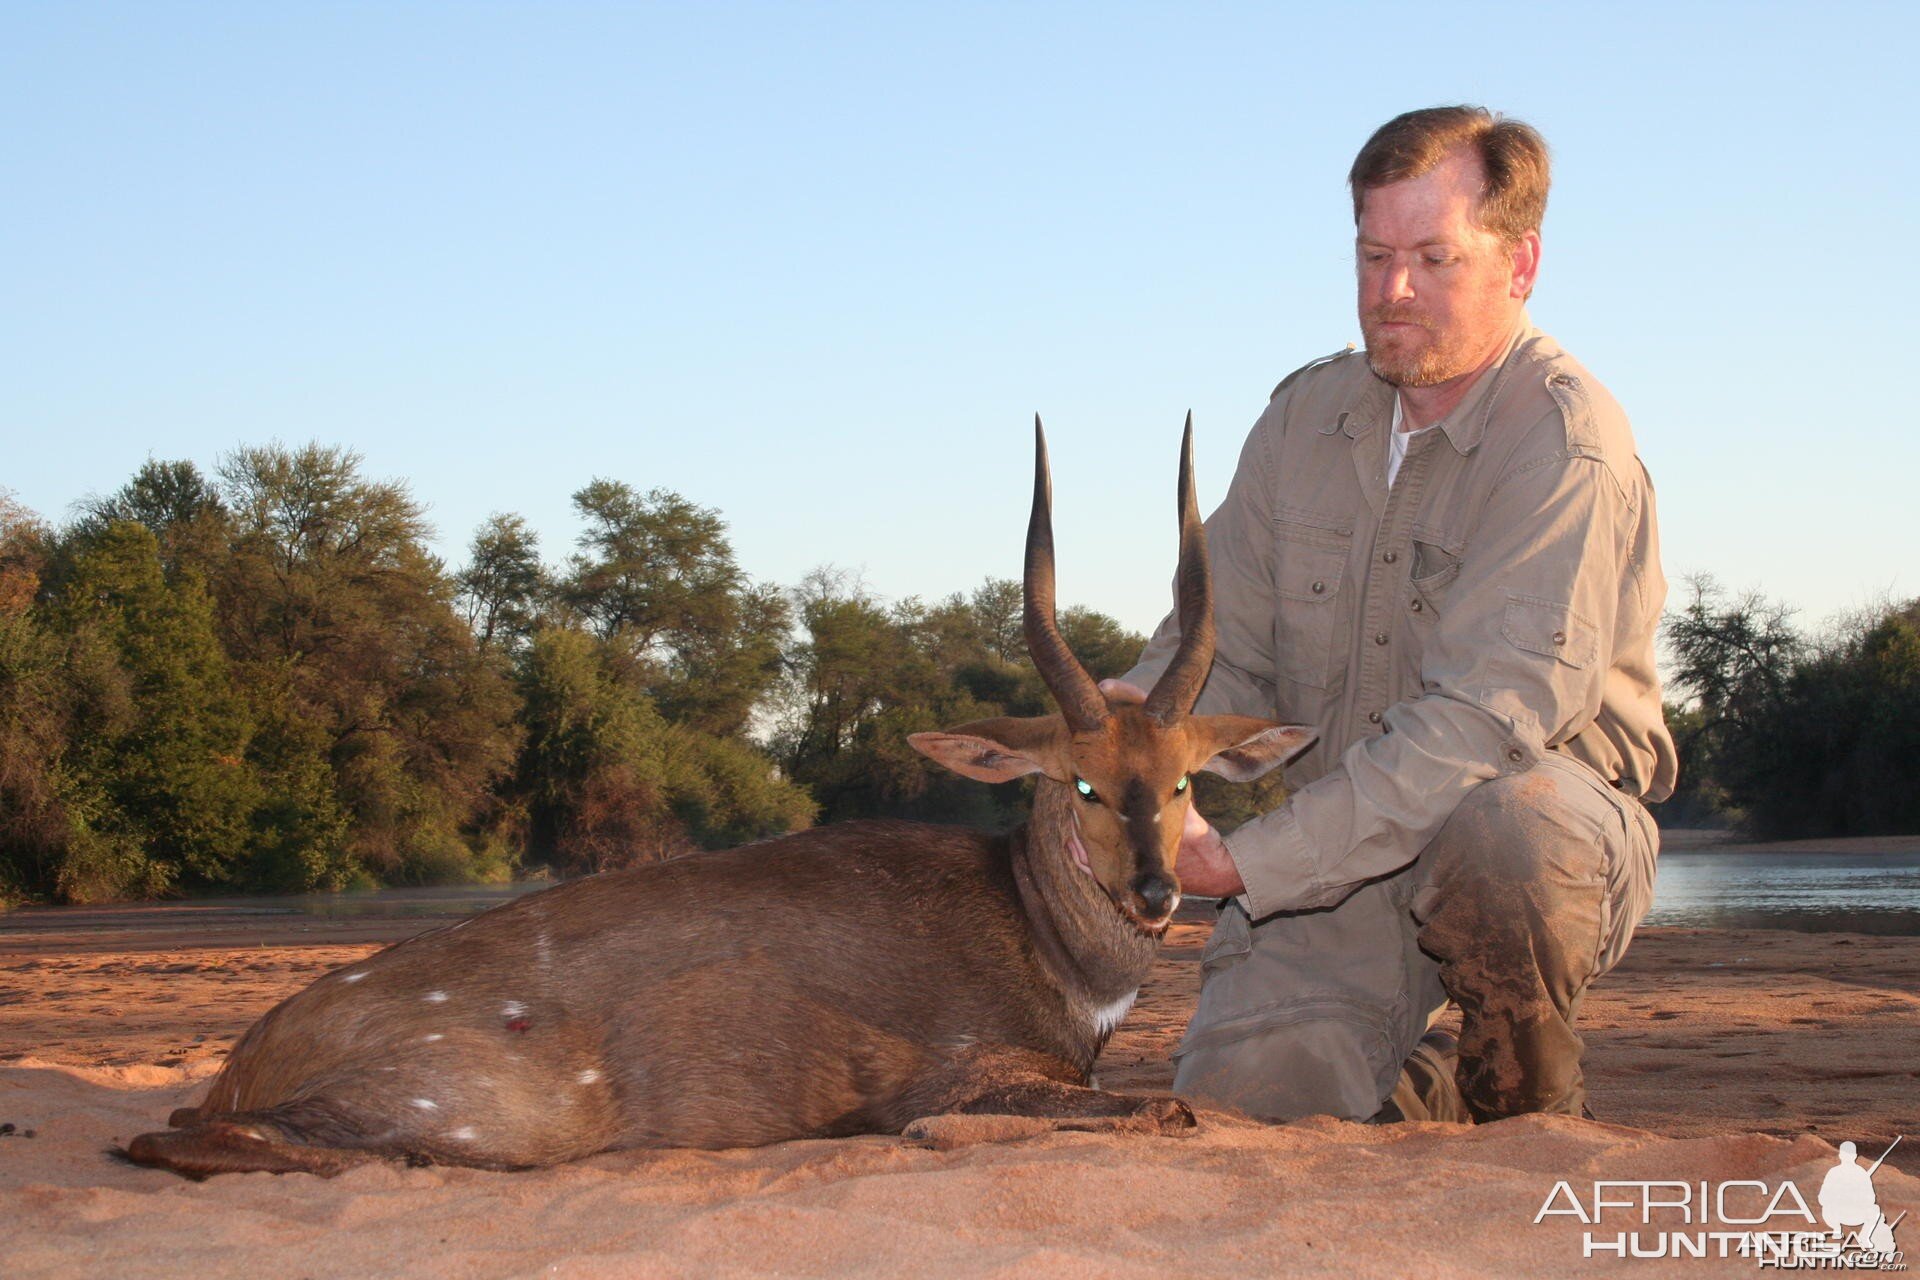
126, 808, 1194, 1177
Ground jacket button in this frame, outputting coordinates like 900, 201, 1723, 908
1374, 632, 1389, 645
1410, 598, 1423, 612
1382, 551, 1397, 564
1367, 711, 1382, 724
1552, 630, 1566, 645
1311, 580, 1326, 594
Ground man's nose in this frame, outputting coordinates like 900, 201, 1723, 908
1378, 262, 1414, 305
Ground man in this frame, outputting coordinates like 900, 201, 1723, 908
1818, 1143, 1884, 1244
1109, 105, 1676, 1124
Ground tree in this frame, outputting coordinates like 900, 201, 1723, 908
1658, 574, 1804, 828
560, 480, 787, 736
216, 444, 519, 887
457, 512, 547, 652
1664, 580, 1920, 839
0, 493, 85, 901
0, 490, 49, 616
1721, 601, 1920, 839
512, 626, 810, 877
1663, 574, 1802, 743
73, 459, 230, 581
771, 569, 1147, 827
2, 506, 266, 902
53, 522, 261, 889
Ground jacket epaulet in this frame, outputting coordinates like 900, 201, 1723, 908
1270, 344, 1358, 401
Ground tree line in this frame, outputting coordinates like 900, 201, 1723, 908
1660, 577, 1920, 839
4, 449, 1914, 905
0, 446, 1154, 904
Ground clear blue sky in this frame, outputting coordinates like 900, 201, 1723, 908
4, 2, 1913, 638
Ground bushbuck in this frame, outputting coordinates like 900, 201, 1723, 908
126, 418, 1314, 1177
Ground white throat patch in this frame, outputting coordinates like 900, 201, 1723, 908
1089, 990, 1138, 1038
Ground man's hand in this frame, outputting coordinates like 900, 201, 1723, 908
1097, 678, 1248, 899
1172, 803, 1245, 898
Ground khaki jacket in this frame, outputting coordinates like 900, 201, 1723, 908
1125, 319, 1677, 920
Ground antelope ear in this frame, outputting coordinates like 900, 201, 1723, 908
1189, 714, 1317, 782
908, 716, 1069, 784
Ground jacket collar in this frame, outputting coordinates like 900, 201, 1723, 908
1333, 312, 1535, 455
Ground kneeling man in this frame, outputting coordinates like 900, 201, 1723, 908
1114, 105, 1676, 1123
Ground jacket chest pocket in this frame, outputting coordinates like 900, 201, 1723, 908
1271, 514, 1351, 691
1408, 531, 1464, 621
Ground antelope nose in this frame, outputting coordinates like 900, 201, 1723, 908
1131, 873, 1178, 919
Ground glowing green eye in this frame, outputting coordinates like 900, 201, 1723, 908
1175, 775, 1189, 793
1074, 778, 1097, 801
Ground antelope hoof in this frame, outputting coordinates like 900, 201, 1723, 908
1058, 1097, 1197, 1137
902, 1113, 1056, 1150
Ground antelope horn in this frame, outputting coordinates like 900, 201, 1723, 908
1024, 416, 1110, 733
1143, 412, 1215, 724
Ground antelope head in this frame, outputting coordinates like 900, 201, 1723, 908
911, 416, 1316, 933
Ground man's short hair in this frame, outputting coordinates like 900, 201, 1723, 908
1349, 105, 1551, 243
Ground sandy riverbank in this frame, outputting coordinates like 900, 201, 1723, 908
3, 909, 1915, 1278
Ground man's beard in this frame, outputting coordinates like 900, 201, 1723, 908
1362, 307, 1474, 388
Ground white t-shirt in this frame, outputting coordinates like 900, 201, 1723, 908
1387, 393, 1441, 490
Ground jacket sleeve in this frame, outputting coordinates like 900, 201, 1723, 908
1225, 417, 1638, 919
1122, 417, 1281, 720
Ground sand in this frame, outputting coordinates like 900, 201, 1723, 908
2, 913, 1914, 1278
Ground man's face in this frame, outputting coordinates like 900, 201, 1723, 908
1355, 150, 1537, 389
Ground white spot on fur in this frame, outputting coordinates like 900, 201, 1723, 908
422, 1033, 444, 1043
340, 971, 367, 983
411, 1098, 439, 1111
448, 1126, 477, 1141
422, 991, 448, 1003
501, 1000, 527, 1018
536, 930, 554, 967
1090, 990, 1138, 1037
577, 1068, 602, 1085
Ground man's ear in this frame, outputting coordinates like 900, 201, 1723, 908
1188, 714, 1317, 783
908, 716, 1069, 785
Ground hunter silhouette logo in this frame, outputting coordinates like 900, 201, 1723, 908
1532, 1135, 1908, 1267
1821, 1138, 1903, 1257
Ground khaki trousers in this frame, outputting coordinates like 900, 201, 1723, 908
1171, 753, 1659, 1122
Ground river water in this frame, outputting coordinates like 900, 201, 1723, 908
5, 848, 1920, 943
1643, 849, 1920, 935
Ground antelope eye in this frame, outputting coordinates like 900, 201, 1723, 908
1074, 777, 1099, 802
1174, 775, 1190, 793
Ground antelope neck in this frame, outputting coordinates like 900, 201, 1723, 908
1010, 786, 1158, 1010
